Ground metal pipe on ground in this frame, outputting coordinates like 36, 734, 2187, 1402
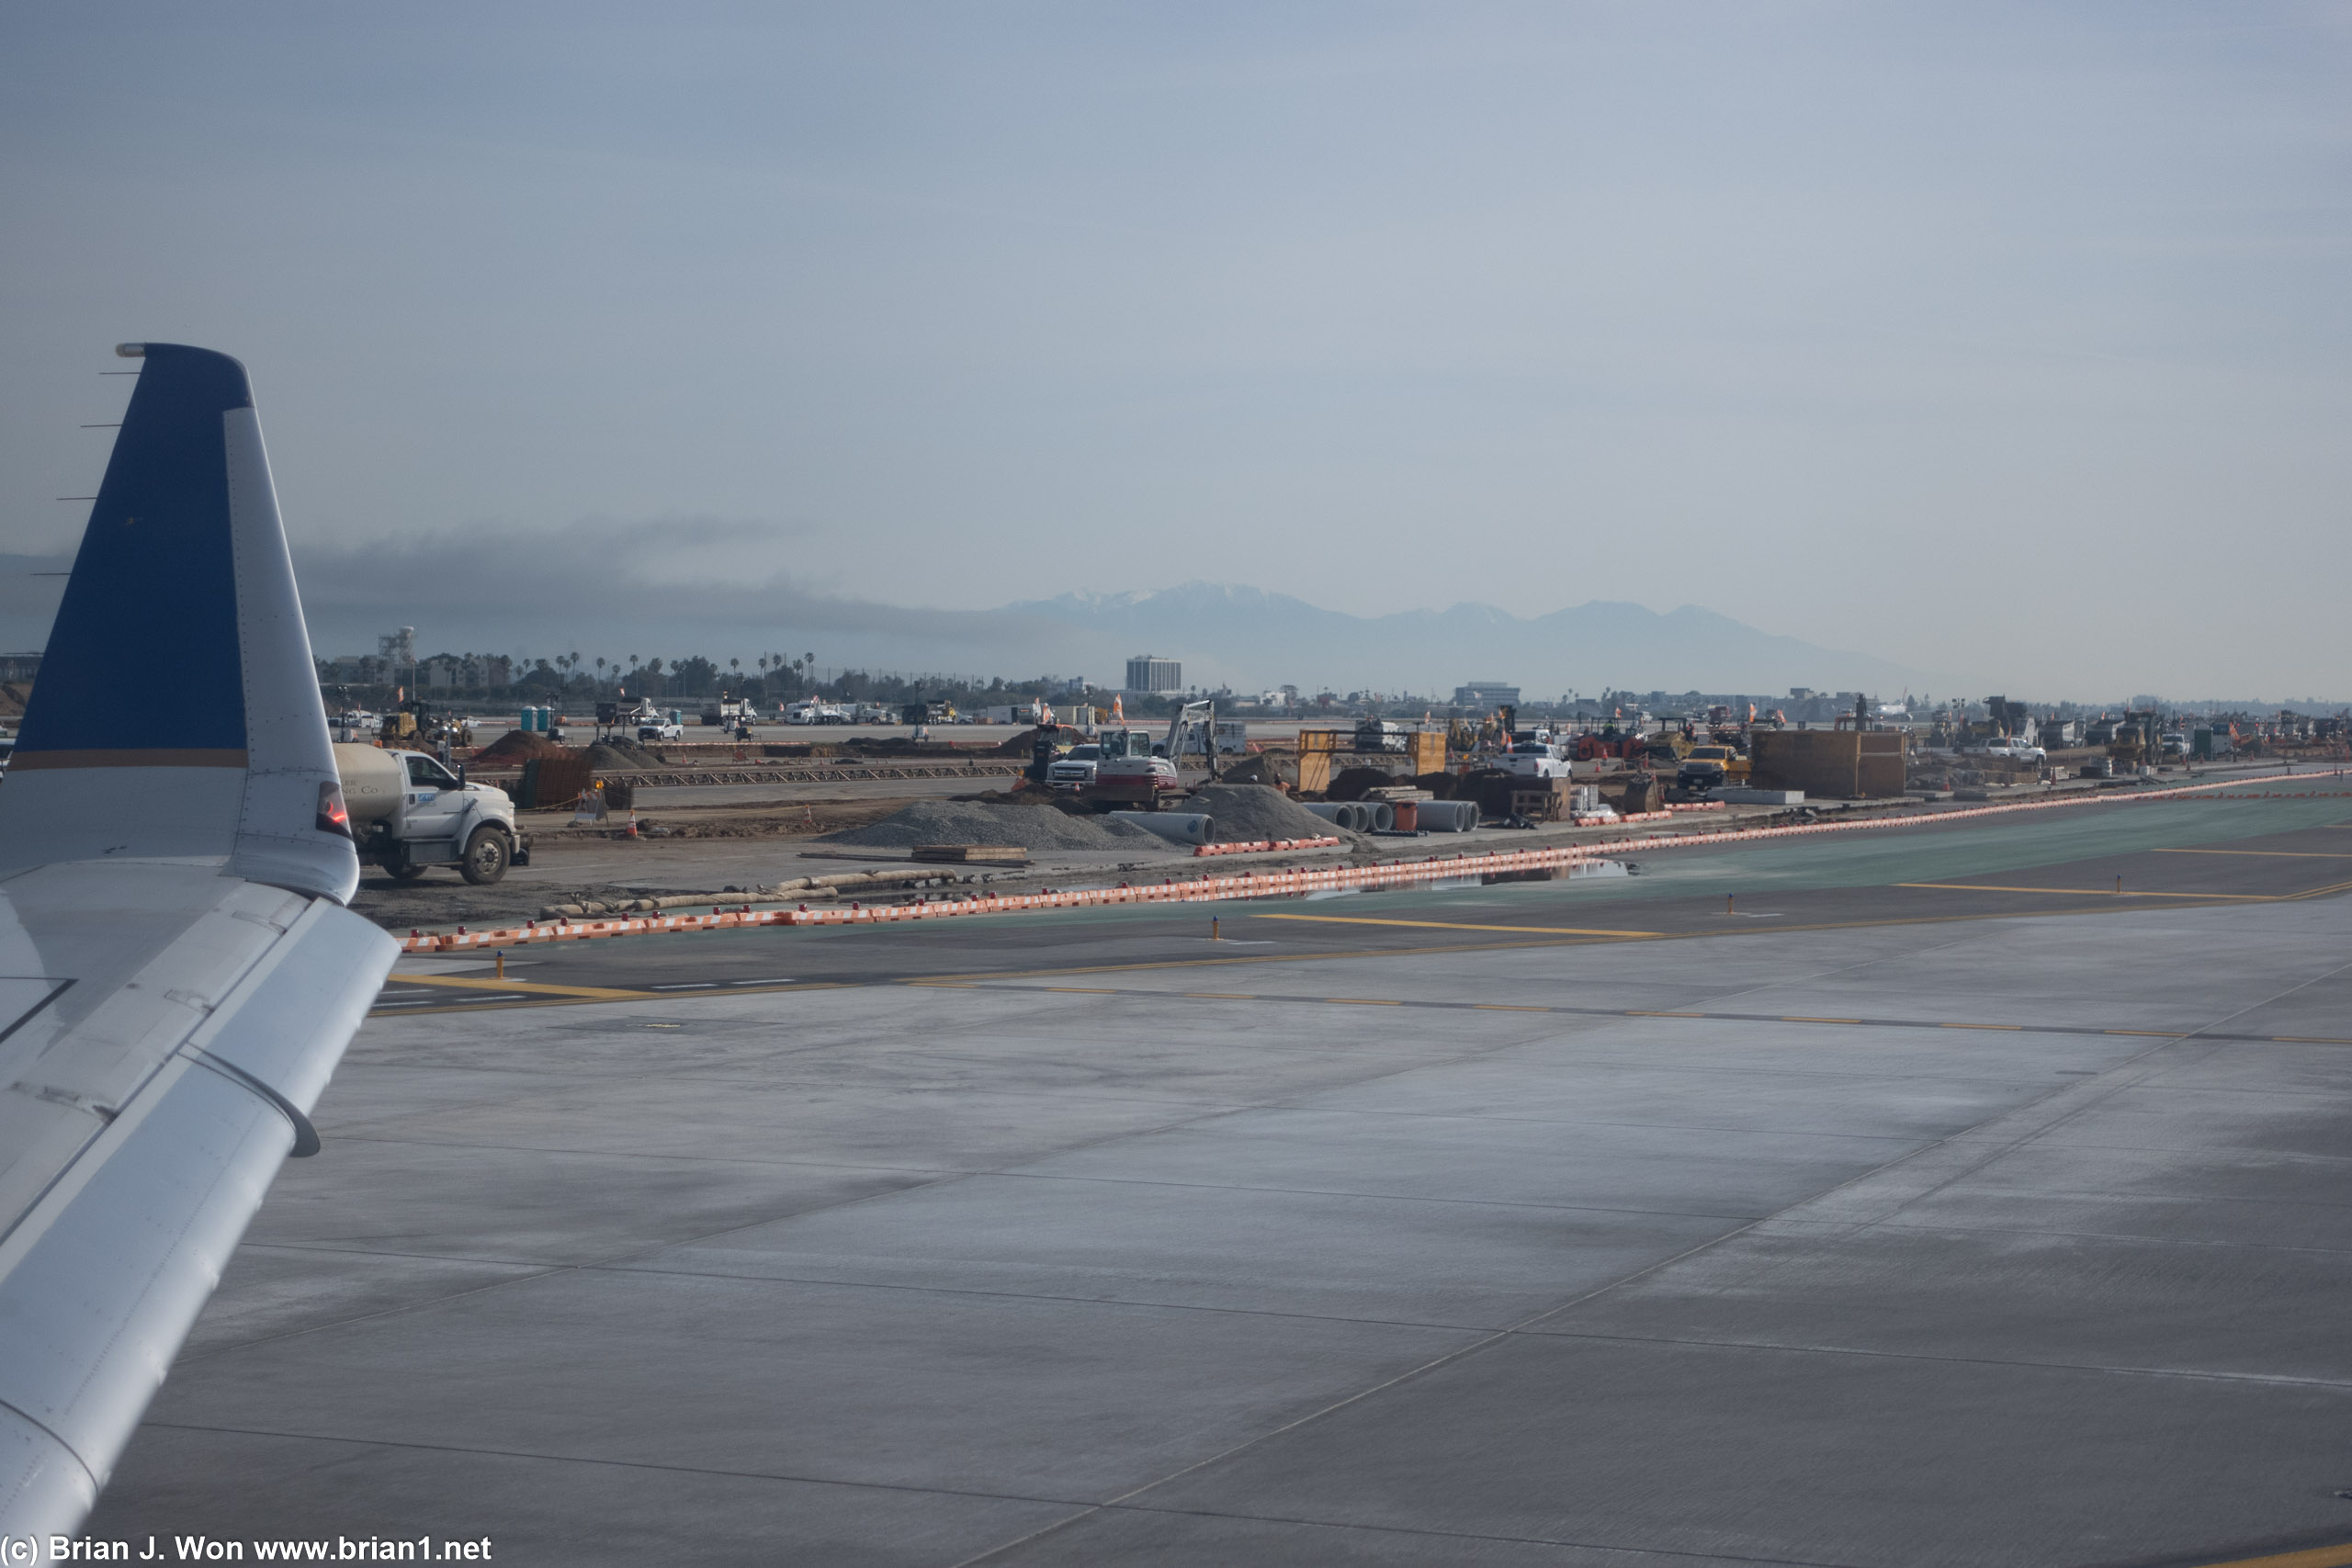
1108, 811, 1216, 846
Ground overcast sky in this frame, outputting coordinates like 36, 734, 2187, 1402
3, 2, 2346, 697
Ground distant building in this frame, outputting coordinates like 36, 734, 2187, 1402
1453, 682, 1520, 707
1125, 655, 1182, 694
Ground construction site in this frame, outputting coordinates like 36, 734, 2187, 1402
248, 692, 2352, 941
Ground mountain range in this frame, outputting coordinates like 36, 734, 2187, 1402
1009, 583, 1928, 699
0, 547, 1926, 698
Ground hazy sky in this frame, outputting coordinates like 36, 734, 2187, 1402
3, 3, 2347, 696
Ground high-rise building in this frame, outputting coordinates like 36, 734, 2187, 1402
1125, 655, 1182, 694
1453, 682, 1520, 707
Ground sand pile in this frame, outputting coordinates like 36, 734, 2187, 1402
822, 801, 1173, 852
473, 728, 574, 764
1182, 784, 1346, 843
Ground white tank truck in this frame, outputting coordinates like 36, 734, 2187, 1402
333, 743, 531, 885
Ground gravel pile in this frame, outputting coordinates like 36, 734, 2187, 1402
585, 739, 660, 771
1185, 784, 1349, 842
821, 800, 1172, 852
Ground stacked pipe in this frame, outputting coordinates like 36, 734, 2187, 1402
1302, 801, 1396, 832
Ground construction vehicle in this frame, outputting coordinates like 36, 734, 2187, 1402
700, 695, 760, 728
1676, 744, 1751, 792
1641, 730, 1694, 768
1080, 701, 1208, 811
334, 742, 529, 885
378, 699, 472, 751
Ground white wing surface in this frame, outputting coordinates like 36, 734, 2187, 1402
0, 345, 397, 1535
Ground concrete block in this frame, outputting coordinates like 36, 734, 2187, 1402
1717, 787, 1804, 805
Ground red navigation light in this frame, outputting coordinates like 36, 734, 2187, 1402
316, 780, 352, 836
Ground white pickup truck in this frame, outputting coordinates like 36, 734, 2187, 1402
1501, 741, 1570, 779
1047, 743, 1102, 790
334, 743, 530, 885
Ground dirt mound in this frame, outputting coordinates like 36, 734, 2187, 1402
585, 739, 660, 771
1411, 772, 1460, 800
821, 801, 1174, 852
954, 782, 1095, 813
473, 728, 574, 764
1182, 784, 1346, 843
1325, 765, 1406, 802
0, 682, 30, 719
1216, 752, 1293, 787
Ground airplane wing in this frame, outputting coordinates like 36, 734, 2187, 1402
0, 344, 397, 1535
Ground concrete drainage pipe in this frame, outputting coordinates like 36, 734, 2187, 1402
1305, 801, 1386, 832
1417, 800, 1478, 831
1108, 811, 1216, 846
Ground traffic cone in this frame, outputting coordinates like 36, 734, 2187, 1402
627, 809, 639, 839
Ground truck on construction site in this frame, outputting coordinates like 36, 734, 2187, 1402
333, 742, 530, 885
1676, 743, 1751, 793
1079, 701, 1210, 811
1046, 742, 1102, 790
378, 700, 472, 752
1502, 734, 1570, 779
1174, 715, 1250, 758
699, 696, 760, 728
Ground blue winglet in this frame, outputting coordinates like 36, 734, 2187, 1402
17, 345, 251, 764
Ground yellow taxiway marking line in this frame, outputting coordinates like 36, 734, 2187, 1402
2156, 847, 2352, 859
389, 972, 652, 1001
1895, 883, 2277, 901
2189, 1542, 2352, 1568
1254, 913, 1664, 938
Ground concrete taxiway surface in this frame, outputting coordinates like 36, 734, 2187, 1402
87, 782, 2352, 1566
